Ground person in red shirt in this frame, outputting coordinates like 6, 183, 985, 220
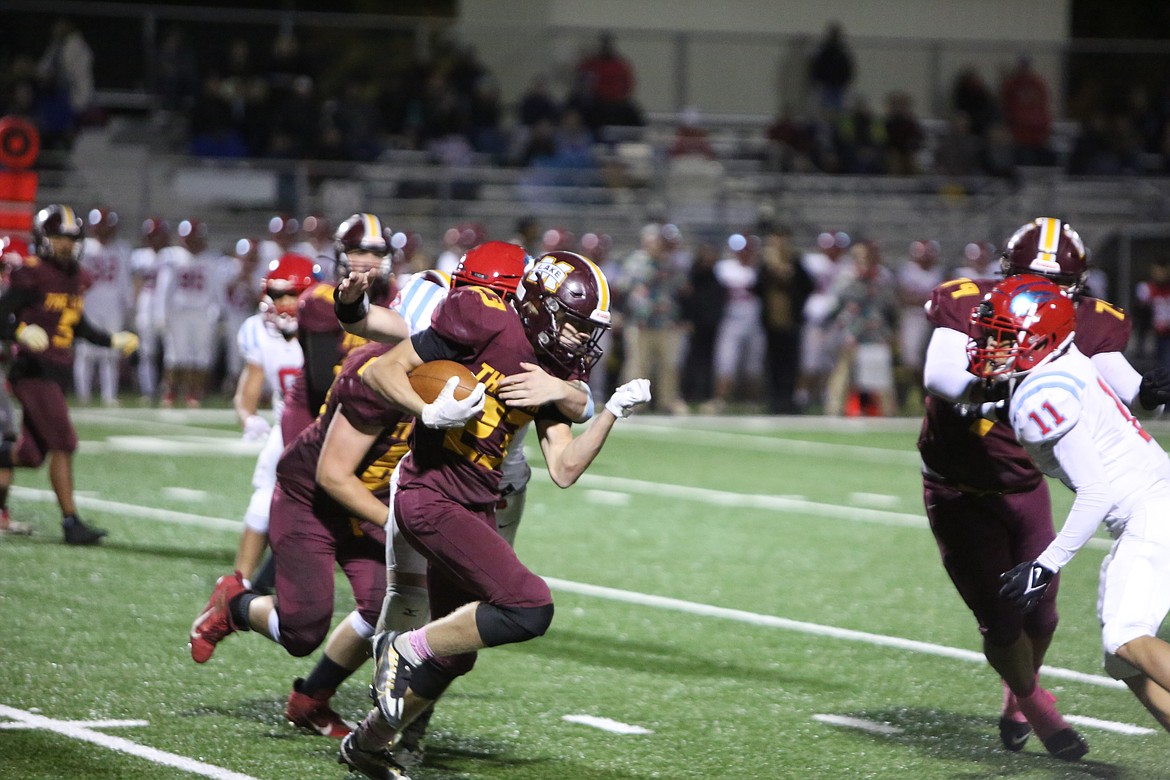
574, 31, 642, 131
999, 56, 1053, 166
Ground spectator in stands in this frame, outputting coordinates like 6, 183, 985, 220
574, 31, 642, 133
1135, 260, 1170, 372
668, 106, 716, 160
35, 17, 94, 151
1067, 110, 1144, 175
679, 242, 724, 406
933, 110, 983, 178
999, 55, 1054, 165
155, 28, 200, 112
518, 74, 561, 128
468, 75, 505, 158
620, 223, 688, 415
757, 224, 813, 414
766, 104, 821, 172
883, 91, 925, 175
808, 21, 855, 113
704, 233, 767, 414
824, 240, 898, 417
268, 75, 319, 159
833, 95, 886, 174
321, 80, 384, 162
951, 66, 999, 139
189, 74, 248, 158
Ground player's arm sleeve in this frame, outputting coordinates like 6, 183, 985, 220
74, 312, 113, 347
1035, 422, 1113, 572
410, 328, 471, 363
1091, 351, 1142, 408
0, 286, 39, 338
922, 326, 977, 402
300, 331, 341, 414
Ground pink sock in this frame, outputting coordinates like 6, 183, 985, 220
408, 628, 434, 662
1016, 683, 1067, 740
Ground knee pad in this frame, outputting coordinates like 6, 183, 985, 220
347, 609, 376, 640
475, 602, 554, 647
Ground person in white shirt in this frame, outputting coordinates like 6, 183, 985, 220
75, 208, 133, 405
155, 218, 227, 407
973, 274, 1170, 734
130, 217, 172, 403
218, 238, 265, 390
230, 253, 313, 586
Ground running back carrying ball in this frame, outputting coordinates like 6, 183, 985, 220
408, 360, 478, 403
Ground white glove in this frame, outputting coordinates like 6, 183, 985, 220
242, 414, 271, 442
111, 331, 139, 357
421, 376, 487, 429
15, 323, 48, 352
605, 378, 652, 418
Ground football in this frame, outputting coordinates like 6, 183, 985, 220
408, 359, 478, 403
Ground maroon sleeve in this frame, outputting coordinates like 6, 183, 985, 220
430, 287, 510, 349
926, 277, 992, 330
333, 342, 398, 429
297, 282, 343, 334
1074, 296, 1132, 356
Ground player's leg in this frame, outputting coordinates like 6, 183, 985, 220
98, 346, 120, 406
234, 426, 282, 581
0, 375, 29, 535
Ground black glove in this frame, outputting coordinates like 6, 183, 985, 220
999, 560, 1055, 612
952, 399, 1009, 424
1138, 367, 1170, 410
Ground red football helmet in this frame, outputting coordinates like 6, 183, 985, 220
967, 274, 1076, 380
33, 204, 84, 267
452, 240, 528, 298
260, 253, 318, 336
333, 213, 393, 279
519, 251, 612, 377
1000, 217, 1088, 293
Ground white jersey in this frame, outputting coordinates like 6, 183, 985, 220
237, 313, 304, 423
81, 237, 134, 332
1011, 345, 1170, 572
131, 245, 176, 333
157, 247, 226, 317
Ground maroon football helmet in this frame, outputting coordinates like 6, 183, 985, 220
142, 217, 170, 250
177, 218, 208, 252
967, 274, 1076, 380
87, 207, 119, 241
333, 213, 393, 280
452, 240, 528, 298
33, 204, 84, 267
1000, 217, 1088, 293
519, 251, 612, 377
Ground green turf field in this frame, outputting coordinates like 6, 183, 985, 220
2, 408, 1168, 779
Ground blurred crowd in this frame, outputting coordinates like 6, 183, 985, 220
6, 205, 1125, 418
5, 17, 1170, 179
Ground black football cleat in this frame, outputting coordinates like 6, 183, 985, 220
998, 716, 1031, 752
1042, 727, 1089, 761
63, 517, 107, 545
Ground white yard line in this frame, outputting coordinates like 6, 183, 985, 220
0, 718, 148, 730
813, 714, 903, 734
1065, 714, 1156, 735
562, 714, 653, 734
0, 705, 261, 780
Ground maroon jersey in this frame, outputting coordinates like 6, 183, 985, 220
0, 256, 110, 384
275, 340, 411, 534
398, 286, 566, 507
917, 277, 1131, 491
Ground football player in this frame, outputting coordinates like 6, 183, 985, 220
0, 205, 138, 544
129, 216, 172, 402
156, 218, 226, 408
336, 244, 650, 779
918, 217, 1170, 759
229, 253, 313, 586
334, 243, 599, 767
978, 276, 1170, 735
0, 236, 29, 536
74, 207, 133, 407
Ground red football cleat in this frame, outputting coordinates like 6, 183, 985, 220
285, 678, 354, 738
189, 571, 246, 663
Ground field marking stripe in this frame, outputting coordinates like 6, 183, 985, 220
562, 714, 653, 734
813, 714, 902, 734
10, 487, 240, 531
0, 718, 148, 729
1065, 714, 1156, 735
0, 705, 260, 780
542, 577, 1127, 691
